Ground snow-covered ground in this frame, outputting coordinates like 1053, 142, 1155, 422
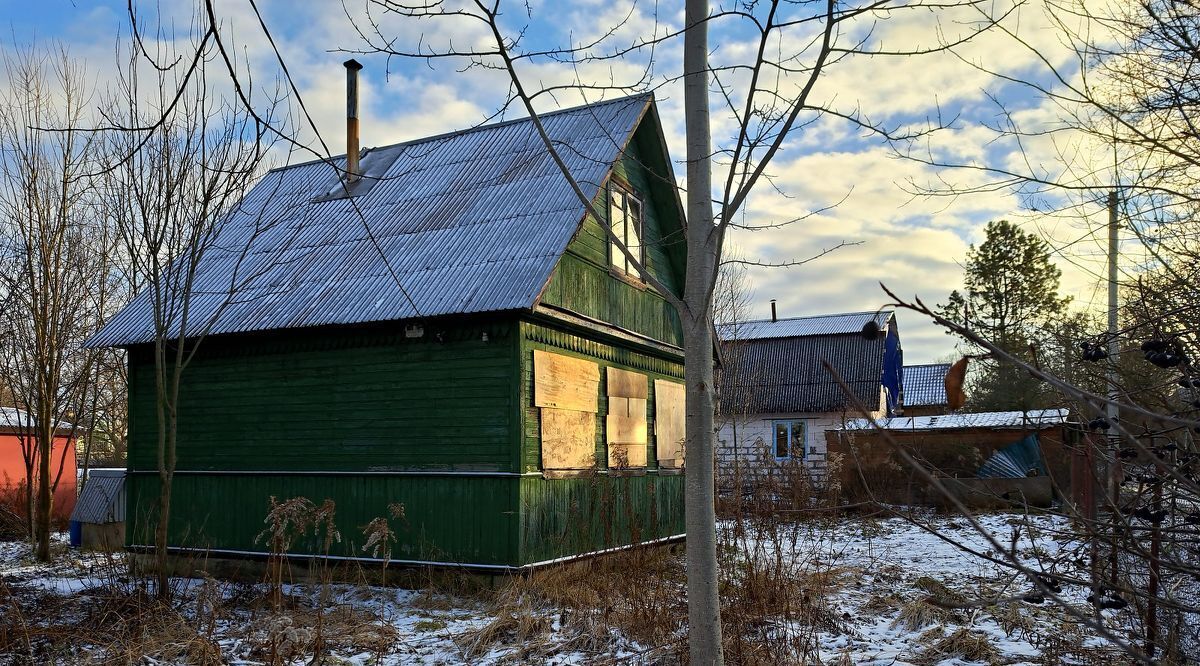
788, 512, 1128, 664
0, 513, 1131, 664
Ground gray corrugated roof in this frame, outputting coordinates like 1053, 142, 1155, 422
720, 311, 893, 341
903, 363, 950, 407
841, 408, 1069, 431
719, 327, 887, 414
90, 94, 656, 347
70, 469, 125, 524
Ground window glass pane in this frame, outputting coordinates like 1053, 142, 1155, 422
609, 190, 625, 270
791, 421, 805, 458
608, 187, 644, 275
774, 422, 789, 459
627, 198, 642, 267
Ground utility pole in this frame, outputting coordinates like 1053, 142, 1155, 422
1107, 190, 1119, 426
1106, 189, 1121, 586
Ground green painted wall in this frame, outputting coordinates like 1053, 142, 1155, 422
124, 315, 687, 568
519, 473, 684, 564
124, 319, 525, 566
126, 471, 519, 565
515, 319, 686, 565
539, 121, 684, 347
127, 320, 518, 473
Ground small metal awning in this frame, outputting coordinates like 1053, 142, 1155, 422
69, 469, 126, 524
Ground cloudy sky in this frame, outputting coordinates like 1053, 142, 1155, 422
4, 0, 1126, 362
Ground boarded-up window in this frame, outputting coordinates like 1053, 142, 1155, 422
606, 368, 648, 469
541, 409, 597, 470
534, 350, 599, 412
654, 380, 685, 468
535, 351, 600, 472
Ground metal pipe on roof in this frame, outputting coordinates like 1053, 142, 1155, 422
770, 299, 777, 322
344, 59, 363, 182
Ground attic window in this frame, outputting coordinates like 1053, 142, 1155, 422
608, 184, 643, 275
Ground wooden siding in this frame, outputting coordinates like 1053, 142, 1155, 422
516, 320, 686, 565
518, 473, 684, 565
519, 321, 684, 474
123, 315, 686, 568
126, 471, 520, 566
539, 123, 684, 347
127, 320, 519, 473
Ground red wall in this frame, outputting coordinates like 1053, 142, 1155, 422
0, 432, 77, 524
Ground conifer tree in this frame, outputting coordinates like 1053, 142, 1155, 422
938, 220, 1071, 410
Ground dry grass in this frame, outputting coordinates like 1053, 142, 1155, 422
992, 600, 1035, 638
919, 627, 1001, 664
465, 544, 688, 661
860, 591, 904, 615
912, 575, 967, 606
456, 603, 551, 661
892, 598, 956, 631
243, 604, 399, 664
714, 462, 858, 665
0, 581, 223, 665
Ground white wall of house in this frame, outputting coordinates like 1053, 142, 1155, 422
717, 388, 886, 483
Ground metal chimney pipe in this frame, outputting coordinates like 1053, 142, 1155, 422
344, 59, 363, 182
770, 299, 777, 323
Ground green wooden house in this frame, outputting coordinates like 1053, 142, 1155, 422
91, 94, 688, 570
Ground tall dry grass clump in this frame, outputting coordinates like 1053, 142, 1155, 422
716, 458, 855, 664
458, 459, 860, 664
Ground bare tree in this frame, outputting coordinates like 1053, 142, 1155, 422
96, 33, 289, 597
0, 46, 111, 561
870, 3, 1200, 657
329, 0, 1008, 659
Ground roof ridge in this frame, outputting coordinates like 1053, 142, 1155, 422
270, 93, 654, 174
734, 309, 892, 326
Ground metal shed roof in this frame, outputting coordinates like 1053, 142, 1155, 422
90, 94, 662, 347
718, 311, 895, 414
841, 408, 1070, 431
0, 407, 73, 433
720, 311, 894, 341
903, 363, 950, 407
69, 469, 126, 524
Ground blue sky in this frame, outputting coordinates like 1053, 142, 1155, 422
1, 0, 1121, 362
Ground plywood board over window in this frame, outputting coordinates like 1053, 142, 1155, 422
535, 351, 600, 475
534, 350, 599, 412
654, 380, 685, 469
606, 368, 648, 470
541, 409, 597, 471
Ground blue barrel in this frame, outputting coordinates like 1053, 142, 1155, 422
68, 520, 82, 548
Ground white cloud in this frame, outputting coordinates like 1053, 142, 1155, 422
7, 0, 1126, 362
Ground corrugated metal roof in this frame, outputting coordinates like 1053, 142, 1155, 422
717, 310, 895, 414
841, 408, 1070, 431
903, 363, 950, 407
69, 469, 125, 524
719, 332, 886, 414
0, 407, 73, 432
720, 310, 894, 341
89, 94, 655, 347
